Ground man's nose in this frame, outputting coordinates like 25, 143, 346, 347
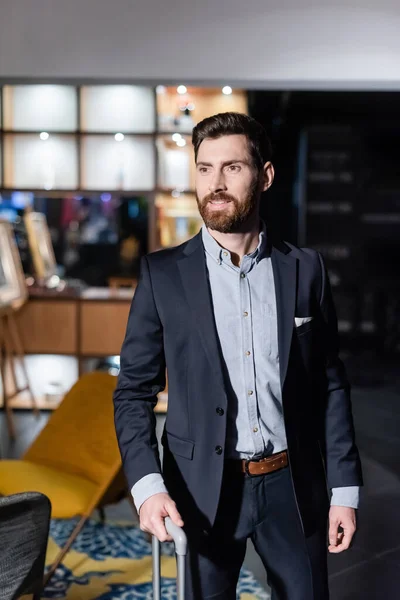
209, 172, 227, 193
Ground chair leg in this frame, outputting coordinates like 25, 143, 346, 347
43, 514, 90, 587
32, 589, 42, 600
0, 341, 16, 440
31, 577, 45, 600
98, 506, 106, 523
6, 313, 39, 415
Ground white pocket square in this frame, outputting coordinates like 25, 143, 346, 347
294, 316, 313, 327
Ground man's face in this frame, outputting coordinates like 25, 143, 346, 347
195, 134, 262, 233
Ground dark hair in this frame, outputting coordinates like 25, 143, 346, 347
192, 112, 272, 170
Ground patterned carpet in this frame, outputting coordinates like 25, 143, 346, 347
43, 518, 269, 599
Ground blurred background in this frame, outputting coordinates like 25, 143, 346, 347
0, 1, 399, 598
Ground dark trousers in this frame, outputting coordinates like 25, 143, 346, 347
184, 463, 329, 600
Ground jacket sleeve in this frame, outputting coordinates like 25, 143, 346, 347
316, 251, 363, 489
113, 255, 166, 490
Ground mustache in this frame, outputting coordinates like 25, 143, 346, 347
201, 193, 237, 204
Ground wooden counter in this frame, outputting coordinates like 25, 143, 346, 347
4, 285, 171, 414
17, 300, 78, 354
15, 286, 134, 371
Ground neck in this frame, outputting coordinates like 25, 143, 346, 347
207, 214, 262, 267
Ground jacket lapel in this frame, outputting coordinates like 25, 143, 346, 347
177, 233, 227, 396
271, 242, 298, 388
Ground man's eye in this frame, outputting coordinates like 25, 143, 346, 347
227, 165, 240, 172
199, 167, 208, 173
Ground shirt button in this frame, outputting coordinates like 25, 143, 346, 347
248, 390, 254, 396
223, 251, 228, 256
243, 311, 248, 317
246, 351, 251, 356
253, 427, 259, 433
240, 273, 246, 278
216, 407, 224, 416
215, 445, 223, 455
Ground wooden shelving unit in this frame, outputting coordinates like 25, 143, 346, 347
0, 84, 248, 252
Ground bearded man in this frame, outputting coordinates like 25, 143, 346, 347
114, 112, 363, 600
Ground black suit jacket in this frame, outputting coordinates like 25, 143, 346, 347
114, 231, 363, 537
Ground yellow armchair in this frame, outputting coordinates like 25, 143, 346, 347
0, 371, 128, 584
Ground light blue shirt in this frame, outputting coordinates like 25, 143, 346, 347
131, 223, 359, 511
202, 222, 285, 460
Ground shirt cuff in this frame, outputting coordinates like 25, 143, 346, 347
330, 486, 360, 509
131, 473, 168, 513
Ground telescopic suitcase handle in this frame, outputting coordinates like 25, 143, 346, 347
152, 517, 187, 600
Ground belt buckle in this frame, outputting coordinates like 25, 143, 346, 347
244, 459, 253, 476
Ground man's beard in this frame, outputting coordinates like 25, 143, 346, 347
196, 177, 260, 233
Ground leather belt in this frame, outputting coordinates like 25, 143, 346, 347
240, 450, 288, 476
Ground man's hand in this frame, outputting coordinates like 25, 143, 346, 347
139, 493, 184, 542
328, 506, 356, 553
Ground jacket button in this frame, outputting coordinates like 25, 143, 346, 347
216, 407, 224, 416
215, 445, 223, 455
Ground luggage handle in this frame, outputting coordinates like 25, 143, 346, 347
152, 517, 187, 600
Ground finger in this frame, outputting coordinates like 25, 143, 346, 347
146, 515, 170, 542
139, 514, 151, 533
340, 523, 356, 549
329, 525, 355, 553
328, 518, 339, 547
153, 520, 170, 542
166, 501, 184, 527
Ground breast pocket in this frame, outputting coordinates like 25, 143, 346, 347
295, 319, 314, 337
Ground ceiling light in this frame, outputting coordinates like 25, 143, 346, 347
177, 85, 187, 95
222, 86, 233, 95
172, 133, 182, 142
115, 133, 125, 142
40, 132, 49, 140
176, 138, 186, 147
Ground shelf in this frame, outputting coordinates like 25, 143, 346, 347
156, 86, 248, 134
0, 188, 156, 195
3, 133, 79, 190
3, 85, 78, 132
156, 134, 195, 191
0, 84, 248, 253
80, 85, 155, 133
0, 130, 155, 137
155, 192, 202, 248
80, 134, 155, 191
156, 187, 196, 195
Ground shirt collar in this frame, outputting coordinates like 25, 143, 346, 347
201, 220, 269, 265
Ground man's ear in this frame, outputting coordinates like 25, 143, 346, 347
262, 162, 275, 192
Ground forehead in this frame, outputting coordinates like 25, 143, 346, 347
196, 134, 251, 163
